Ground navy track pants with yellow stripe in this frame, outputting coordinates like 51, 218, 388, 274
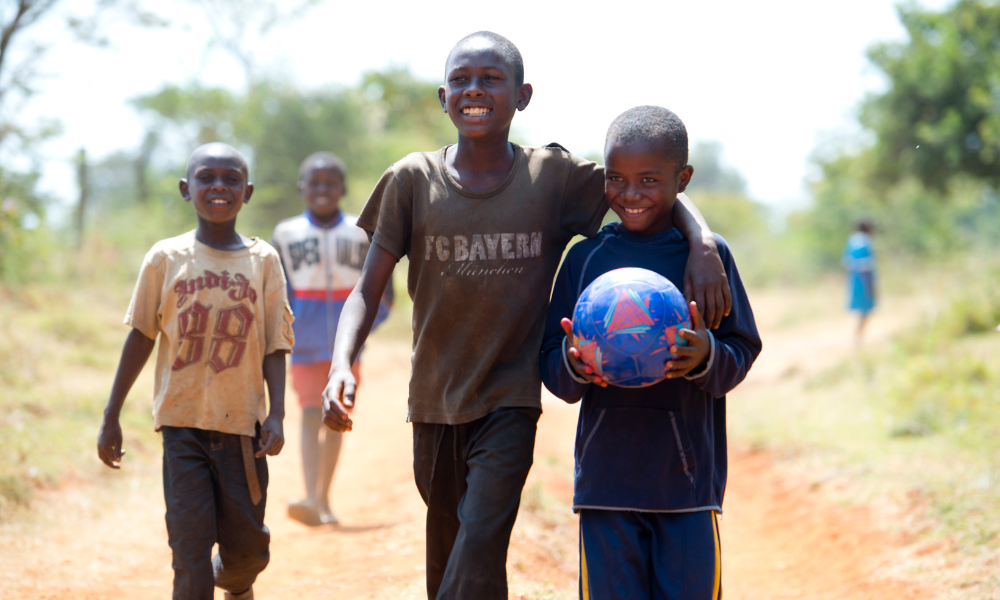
579, 509, 722, 600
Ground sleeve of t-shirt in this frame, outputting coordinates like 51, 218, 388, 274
356, 166, 412, 259
559, 150, 607, 240
262, 252, 295, 355
123, 248, 165, 340
270, 227, 294, 302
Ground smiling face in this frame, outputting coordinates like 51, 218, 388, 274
438, 39, 532, 140
180, 149, 252, 225
300, 165, 345, 221
605, 140, 694, 237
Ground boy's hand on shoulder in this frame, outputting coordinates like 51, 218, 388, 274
665, 302, 711, 379
322, 366, 356, 432
97, 416, 125, 469
560, 318, 608, 388
256, 415, 285, 457
683, 236, 732, 330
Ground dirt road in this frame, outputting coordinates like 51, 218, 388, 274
3, 293, 938, 599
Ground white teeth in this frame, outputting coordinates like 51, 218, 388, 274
624, 207, 646, 214
462, 107, 490, 116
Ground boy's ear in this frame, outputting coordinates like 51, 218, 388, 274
438, 85, 448, 112
179, 179, 191, 202
676, 165, 694, 193
516, 83, 533, 111
244, 182, 254, 204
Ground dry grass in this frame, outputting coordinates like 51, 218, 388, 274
728, 260, 1000, 597
0, 284, 160, 519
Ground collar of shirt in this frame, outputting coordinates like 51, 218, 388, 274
305, 209, 343, 229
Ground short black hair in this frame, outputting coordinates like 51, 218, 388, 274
299, 151, 347, 180
446, 31, 524, 87
605, 106, 689, 168
186, 142, 249, 180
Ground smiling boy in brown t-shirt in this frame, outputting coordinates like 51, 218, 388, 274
321, 32, 731, 600
97, 143, 294, 600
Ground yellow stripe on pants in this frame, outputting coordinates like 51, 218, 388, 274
580, 525, 590, 600
712, 510, 722, 600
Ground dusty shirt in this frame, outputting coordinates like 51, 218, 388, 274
358, 144, 605, 424
125, 231, 295, 437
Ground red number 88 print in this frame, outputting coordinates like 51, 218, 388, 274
172, 302, 255, 373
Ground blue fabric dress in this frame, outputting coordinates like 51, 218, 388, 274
843, 231, 876, 314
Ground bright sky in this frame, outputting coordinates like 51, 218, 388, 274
24, 0, 951, 215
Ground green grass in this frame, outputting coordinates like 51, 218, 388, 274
0, 228, 417, 521
731, 260, 1000, 594
0, 284, 161, 519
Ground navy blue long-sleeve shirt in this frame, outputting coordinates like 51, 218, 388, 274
541, 223, 762, 512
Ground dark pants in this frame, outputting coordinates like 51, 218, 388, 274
579, 509, 722, 600
413, 407, 540, 600
162, 425, 270, 600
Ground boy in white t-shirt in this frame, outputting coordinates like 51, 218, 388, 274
97, 143, 294, 600
271, 152, 392, 526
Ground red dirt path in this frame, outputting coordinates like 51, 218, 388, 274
3, 300, 939, 599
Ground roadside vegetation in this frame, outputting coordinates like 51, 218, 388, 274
0, 276, 158, 518
728, 257, 1000, 595
1, 1, 1000, 595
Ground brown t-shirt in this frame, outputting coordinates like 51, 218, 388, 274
125, 232, 295, 436
357, 144, 605, 424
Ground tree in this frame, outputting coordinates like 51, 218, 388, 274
685, 141, 747, 195
0, 0, 167, 278
128, 67, 456, 235
0, 1, 63, 276
0, 1, 58, 146
184, 0, 321, 89
862, 0, 1000, 190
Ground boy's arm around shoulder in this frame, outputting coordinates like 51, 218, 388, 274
540, 247, 593, 403
673, 194, 733, 330
684, 239, 762, 399
553, 146, 607, 241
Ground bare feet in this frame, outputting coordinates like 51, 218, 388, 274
287, 499, 323, 527
317, 502, 339, 525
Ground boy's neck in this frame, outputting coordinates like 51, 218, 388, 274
447, 130, 515, 192
308, 209, 340, 225
623, 222, 676, 238
195, 218, 249, 251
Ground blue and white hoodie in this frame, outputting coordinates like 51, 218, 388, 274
540, 223, 761, 513
271, 211, 393, 365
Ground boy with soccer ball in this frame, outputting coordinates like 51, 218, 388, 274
541, 106, 762, 599
322, 34, 732, 600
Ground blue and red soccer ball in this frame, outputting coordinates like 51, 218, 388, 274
572, 267, 691, 388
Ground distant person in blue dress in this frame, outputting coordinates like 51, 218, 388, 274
843, 219, 876, 343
